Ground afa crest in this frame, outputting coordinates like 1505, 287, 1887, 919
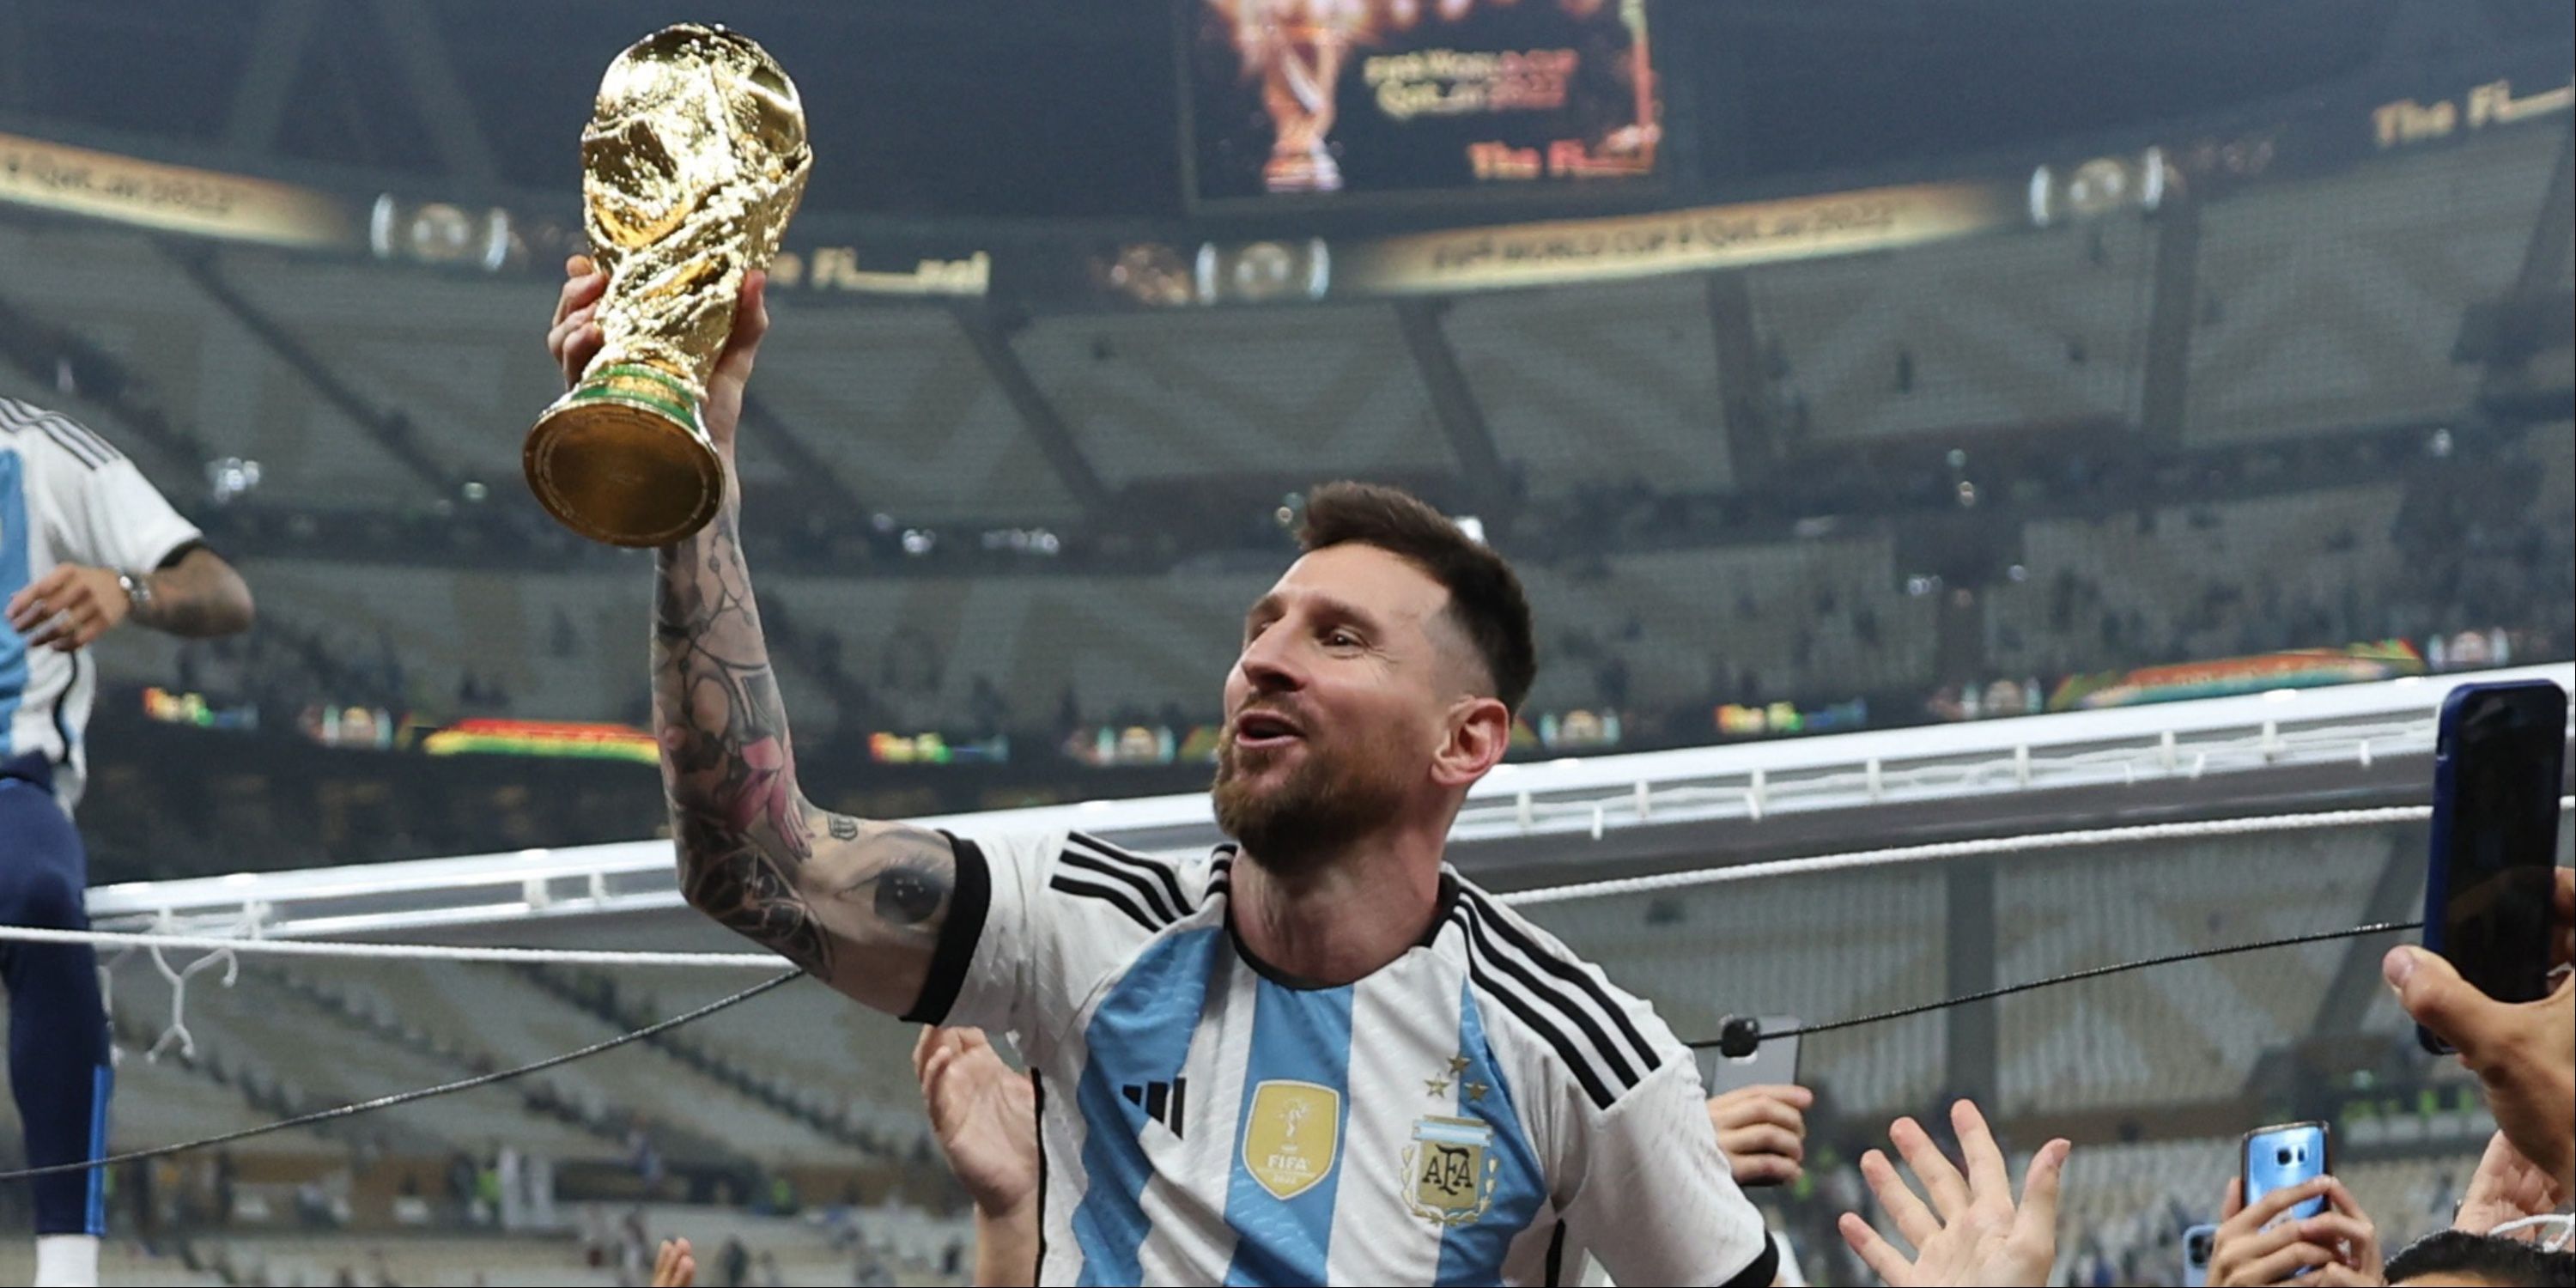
1402, 1115, 1499, 1226
1242, 1080, 1341, 1200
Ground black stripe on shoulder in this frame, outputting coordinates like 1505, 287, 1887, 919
0, 401, 107, 468
1047, 873, 1166, 934
1458, 898, 1642, 1097
1058, 848, 1180, 925
1463, 951, 1617, 1112
1068, 832, 1189, 921
47, 412, 120, 463
39, 421, 107, 469
1458, 887, 1661, 1075
1722, 1234, 1781, 1288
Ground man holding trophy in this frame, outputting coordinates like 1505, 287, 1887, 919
539, 25, 1775, 1287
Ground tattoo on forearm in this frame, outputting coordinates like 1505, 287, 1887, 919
652, 499, 955, 994
135, 556, 253, 638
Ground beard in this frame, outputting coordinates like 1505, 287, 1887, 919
1210, 728, 1408, 873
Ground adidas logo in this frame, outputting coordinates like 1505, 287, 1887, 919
1120, 1077, 1187, 1139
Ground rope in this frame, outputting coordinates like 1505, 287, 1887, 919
0, 969, 805, 1182
1698, 920, 2424, 1047
0, 927, 789, 969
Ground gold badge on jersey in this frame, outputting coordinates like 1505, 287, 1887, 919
1242, 1080, 1340, 1200
1403, 1115, 1499, 1226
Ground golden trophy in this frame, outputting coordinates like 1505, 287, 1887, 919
523, 24, 811, 547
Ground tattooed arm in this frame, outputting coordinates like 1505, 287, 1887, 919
552, 257, 956, 1015
652, 500, 957, 1012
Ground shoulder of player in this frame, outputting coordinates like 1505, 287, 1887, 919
1034, 829, 1225, 938
1444, 880, 1684, 1115
0, 398, 125, 471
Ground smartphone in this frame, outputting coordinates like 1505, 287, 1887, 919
2181, 1222, 2218, 1287
2421, 680, 2568, 1054
2242, 1121, 2330, 1223
1698, 1014, 1801, 1097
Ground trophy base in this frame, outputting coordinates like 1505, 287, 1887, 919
524, 364, 726, 548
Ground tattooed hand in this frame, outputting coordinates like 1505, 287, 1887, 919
622, 264, 960, 1017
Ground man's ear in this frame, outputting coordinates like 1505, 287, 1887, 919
1432, 696, 1512, 789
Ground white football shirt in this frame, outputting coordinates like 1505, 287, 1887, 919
0, 398, 204, 811
911, 830, 1776, 1286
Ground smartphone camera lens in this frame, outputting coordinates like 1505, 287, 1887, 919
2276, 1147, 2293, 1165
2189, 1234, 2212, 1259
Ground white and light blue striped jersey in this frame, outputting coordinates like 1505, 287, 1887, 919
0, 398, 204, 811
912, 830, 1777, 1287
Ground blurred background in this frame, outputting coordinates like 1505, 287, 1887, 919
0, 0, 2568, 1283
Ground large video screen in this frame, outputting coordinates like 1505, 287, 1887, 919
1183, 0, 1663, 207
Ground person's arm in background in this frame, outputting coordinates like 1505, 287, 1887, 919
2205, 1176, 2383, 1286
912, 1028, 1039, 1287
2385, 867, 2576, 1195
2451, 1131, 2567, 1238
1710, 1084, 1814, 1188
10, 545, 253, 650
1836, 1099, 2069, 1288
550, 258, 962, 1016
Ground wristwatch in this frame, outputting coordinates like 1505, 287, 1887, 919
118, 570, 155, 615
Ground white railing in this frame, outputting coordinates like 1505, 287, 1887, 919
87, 664, 2570, 939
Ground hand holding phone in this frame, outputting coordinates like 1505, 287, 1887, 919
2243, 1121, 2331, 1222
2420, 680, 2567, 1054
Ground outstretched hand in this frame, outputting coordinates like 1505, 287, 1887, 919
914, 1025, 1040, 1217
1838, 1099, 2069, 1287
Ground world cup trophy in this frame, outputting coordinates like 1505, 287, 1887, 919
523, 24, 811, 547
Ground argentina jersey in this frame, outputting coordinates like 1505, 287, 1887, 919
912, 831, 1777, 1286
0, 398, 204, 811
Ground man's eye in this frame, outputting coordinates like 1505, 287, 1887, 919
1326, 630, 1361, 648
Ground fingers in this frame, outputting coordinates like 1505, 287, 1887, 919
1889, 1115, 1971, 1220
1952, 1099, 2011, 1201
2385, 945, 2498, 1057
2016, 1138, 2070, 1234
6, 566, 75, 629
2227, 1237, 2336, 1286
1717, 1123, 1805, 1164
1860, 1146, 1941, 1250
2293, 1212, 2376, 1254
710, 270, 769, 386
1838, 1211, 1917, 1288
552, 257, 605, 326
1710, 1091, 1809, 1135
1727, 1083, 1815, 1109
2312, 1265, 2379, 1286
1730, 1152, 1802, 1187
2221, 1175, 2245, 1221
2227, 1176, 2335, 1238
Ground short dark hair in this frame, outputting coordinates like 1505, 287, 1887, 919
1297, 481, 1536, 714
2384, 1230, 2575, 1287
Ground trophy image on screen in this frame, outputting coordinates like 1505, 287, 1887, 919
1235, 0, 1366, 193
523, 23, 811, 548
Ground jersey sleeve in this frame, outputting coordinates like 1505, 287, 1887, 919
905, 829, 1193, 1050
1557, 1059, 1777, 1287
40, 442, 204, 574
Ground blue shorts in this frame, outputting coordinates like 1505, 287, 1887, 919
0, 751, 111, 1236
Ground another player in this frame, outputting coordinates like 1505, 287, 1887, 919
550, 260, 1777, 1285
0, 397, 255, 1287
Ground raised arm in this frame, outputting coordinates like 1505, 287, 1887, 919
550, 255, 958, 1014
